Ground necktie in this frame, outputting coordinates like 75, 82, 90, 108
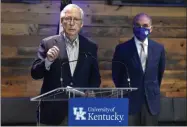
140, 43, 147, 72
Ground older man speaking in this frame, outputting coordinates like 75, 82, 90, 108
31, 4, 101, 126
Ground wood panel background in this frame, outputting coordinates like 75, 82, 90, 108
1, 0, 186, 97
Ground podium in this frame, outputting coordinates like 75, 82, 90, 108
30, 86, 137, 126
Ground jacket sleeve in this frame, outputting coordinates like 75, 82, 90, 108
31, 39, 48, 80
158, 46, 166, 87
89, 44, 101, 87
112, 45, 127, 87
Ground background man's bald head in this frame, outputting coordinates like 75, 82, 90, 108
133, 13, 152, 25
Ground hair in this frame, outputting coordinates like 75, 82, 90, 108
133, 13, 152, 25
60, 4, 84, 20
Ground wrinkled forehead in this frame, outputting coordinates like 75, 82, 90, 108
64, 7, 81, 18
134, 15, 152, 25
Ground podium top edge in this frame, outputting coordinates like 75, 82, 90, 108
60, 87, 138, 90
30, 87, 138, 101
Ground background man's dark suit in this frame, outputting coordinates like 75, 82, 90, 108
31, 34, 101, 125
112, 37, 165, 125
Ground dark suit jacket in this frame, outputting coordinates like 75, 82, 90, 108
31, 34, 101, 125
112, 37, 165, 115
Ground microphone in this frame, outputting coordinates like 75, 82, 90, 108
59, 59, 78, 87
59, 52, 89, 87
82, 52, 131, 88
58, 53, 90, 96
66, 86, 86, 96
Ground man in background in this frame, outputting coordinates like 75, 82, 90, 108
31, 4, 101, 126
112, 13, 166, 126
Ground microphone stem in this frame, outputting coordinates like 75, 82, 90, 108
60, 59, 78, 88
60, 65, 63, 87
86, 52, 131, 88
110, 60, 131, 88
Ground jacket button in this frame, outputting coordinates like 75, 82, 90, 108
70, 82, 73, 86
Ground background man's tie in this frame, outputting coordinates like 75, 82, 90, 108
140, 43, 147, 72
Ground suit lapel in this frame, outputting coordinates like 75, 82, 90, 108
73, 35, 86, 78
54, 34, 68, 60
54, 34, 71, 78
144, 39, 153, 73
131, 38, 144, 74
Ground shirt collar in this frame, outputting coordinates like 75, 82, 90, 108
63, 32, 79, 47
134, 35, 148, 46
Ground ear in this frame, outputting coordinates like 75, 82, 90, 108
150, 26, 153, 33
60, 18, 63, 24
80, 22, 83, 28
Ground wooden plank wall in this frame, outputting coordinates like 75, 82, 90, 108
1, 1, 60, 97
1, 0, 186, 97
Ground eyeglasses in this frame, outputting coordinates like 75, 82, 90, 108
133, 23, 151, 29
63, 17, 82, 24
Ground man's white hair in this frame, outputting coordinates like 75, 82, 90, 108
60, 4, 84, 20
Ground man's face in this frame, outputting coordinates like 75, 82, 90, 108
61, 7, 83, 38
134, 15, 152, 32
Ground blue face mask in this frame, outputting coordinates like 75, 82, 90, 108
133, 27, 150, 41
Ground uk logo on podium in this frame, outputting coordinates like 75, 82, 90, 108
73, 107, 86, 120
69, 98, 129, 126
